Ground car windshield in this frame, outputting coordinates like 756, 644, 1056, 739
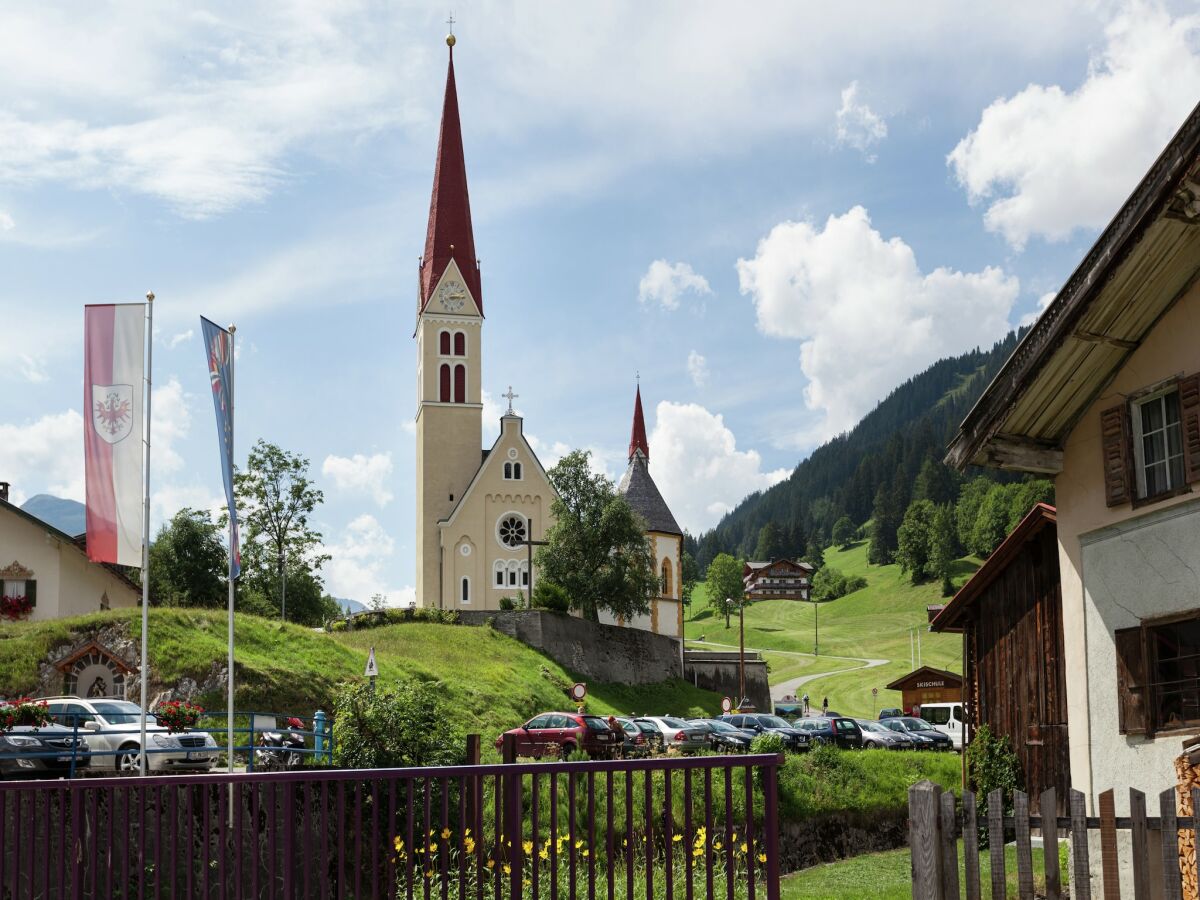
688, 721, 714, 733
758, 716, 789, 728
659, 717, 688, 728
93, 701, 154, 725
582, 716, 610, 731
708, 720, 740, 733
635, 722, 657, 733
859, 721, 887, 733
902, 718, 934, 730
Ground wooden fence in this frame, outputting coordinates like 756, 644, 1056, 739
908, 779, 1194, 899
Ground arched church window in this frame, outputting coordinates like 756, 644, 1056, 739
508, 562, 518, 586
439, 330, 451, 355
454, 365, 466, 403
661, 558, 673, 597
513, 462, 522, 480
454, 331, 466, 356
461, 577, 470, 605
494, 561, 506, 587
520, 562, 529, 587
439, 364, 451, 402
498, 515, 527, 549
504, 462, 513, 479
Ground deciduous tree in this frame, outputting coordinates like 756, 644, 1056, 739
148, 508, 226, 607
896, 499, 936, 583
704, 552, 745, 628
831, 516, 856, 550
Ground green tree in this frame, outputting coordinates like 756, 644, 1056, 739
929, 504, 960, 597
704, 552, 745, 628
896, 499, 936, 583
803, 538, 825, 570
233, 438, 331, 625
969, 484, 1013, 558
332, 679, 465, 770
955, 477, 993, 549
868, 484, 903, 565
531, 580, 571, 613
912, 458, 960, 506
148, 508, 227, 607
810, 566, 867, 602
680, 551, 700, 608
752, 522, 785, 561
831, 516, 856, 550
536, 450, 658, 623
1006, 479, 1055, 531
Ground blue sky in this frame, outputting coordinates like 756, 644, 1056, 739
3, 2, 1198, 605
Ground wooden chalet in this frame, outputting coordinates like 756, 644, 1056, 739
931, 503, 1068, 813
742, 559, 814, 602
885, 666, 963, 713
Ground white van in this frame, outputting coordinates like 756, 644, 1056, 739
918, 702, 966, 751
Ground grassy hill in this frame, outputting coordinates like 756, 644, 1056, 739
0, 609, 719, 744
686, 542, 981, 718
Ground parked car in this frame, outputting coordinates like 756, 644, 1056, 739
634, 717, 710, 753
718, 714, 811, 751
918, 702, 966, 751
0, 724, 90, 778
494, 712, 620, 759
613, 717, 651, 757
879, 716, 954, 751
855, 719, 915, 750
792, 716, 863, 749
878, 708, 904, 719
44, 697, 218, 773
687, 718, 754, 752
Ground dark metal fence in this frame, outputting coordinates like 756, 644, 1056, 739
0, 752, 782, 899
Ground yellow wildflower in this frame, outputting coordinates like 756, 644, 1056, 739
692, 847, 703, 858
486, 859, 495, 870
464, 837, 476, 854
582, 849, 590, 858
503, 864, 512, 875
393, 837, 405, 852
757, 853, 767, 863
714, 841, 723, 851
672, 834, 682, 842
464, 828, 472, 837
539, 848, 549, 861
522, 840, 533, 855
575, 839, 584, 850
740, 842, 748, 855
441, 827, 452, 840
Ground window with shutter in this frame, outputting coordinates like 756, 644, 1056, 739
1180, 373, 1200, 484
1115, 626, 1147, 735
1100, 404, 1132, 507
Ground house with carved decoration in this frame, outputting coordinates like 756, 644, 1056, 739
743, 558, 814, 602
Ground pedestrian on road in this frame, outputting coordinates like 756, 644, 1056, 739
821, 696, 829, 715
801, 693, 809, 715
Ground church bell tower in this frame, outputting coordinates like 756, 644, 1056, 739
415, 33, 484, 608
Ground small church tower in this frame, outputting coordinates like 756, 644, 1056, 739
415, 34, 485, 608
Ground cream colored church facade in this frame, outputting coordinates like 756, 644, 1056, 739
413, 39, 682, 639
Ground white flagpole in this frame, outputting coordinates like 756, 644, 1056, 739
139, 291, 154, 777
227, 323, 236, 775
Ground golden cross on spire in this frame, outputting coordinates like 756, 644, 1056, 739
447, 11, 455, 34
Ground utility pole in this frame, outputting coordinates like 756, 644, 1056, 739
726, 597, 746, 708
280, 547, 288, 623
813, 598, 819, 656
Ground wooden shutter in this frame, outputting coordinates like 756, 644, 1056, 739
1115, 626, 1148, 735
1180, 373, 1200, 484
1100, 404, 1132, 507
25, 580, 35, 608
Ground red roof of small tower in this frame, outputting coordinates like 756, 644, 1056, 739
628, 385, 649, 462
419, 42, 482, 315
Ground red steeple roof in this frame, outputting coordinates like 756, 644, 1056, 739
628, 385, 649, 462
419, 43, 481, 315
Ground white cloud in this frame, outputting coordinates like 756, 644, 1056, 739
168, 330, 193, 349
687, 351, 709, 388
0, 410, 84, 504
637, 260, 712, 311
17, 354, 48, 383
834, 81, 887, 162
948, 5, 1200, 248
1019, 291, 1057, 328
321, 452, 394, 507
648, 401, 789, 533
150, 482, 225, 532
400, 420, 416, 435
0, 211, 13, 231
323, 514, 412, 605
737, 205, 1018, 440
152, 376, 191, 475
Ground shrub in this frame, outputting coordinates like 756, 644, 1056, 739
531, 581, 571, 613
329, 619, 348, 632
332, 679, 465, 770
498, 596, 517, 611
750, 732, 785, 755
810, 567, 867, 602
965, 724, 1023, 847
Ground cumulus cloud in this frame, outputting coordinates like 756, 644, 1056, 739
153, 376, 192, 475
168, 330, 193, 349
737, 206, 1018, 440
322, 452, 394, 507
0, 410, 84, 504
0, 211, 13, 231
638, 261, 712, 311
1019, 291, 1058, 328
18, 354, 48, 383
648, 401, 789, 533
687, 351, 709, 388
948, 5, 1200, 248
835, 81, 887, 161
323, 514, 412, 606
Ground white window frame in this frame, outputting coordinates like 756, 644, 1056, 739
494, 561, 506, 587
1131, 387, 1185, 499
460, 576, 471, 605
496, 512, 527, 550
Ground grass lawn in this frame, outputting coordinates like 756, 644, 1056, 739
687, 544, 982, 718
781, 841, 1069, 899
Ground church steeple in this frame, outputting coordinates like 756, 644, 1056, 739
629, 384, 650, 462
419, 36, 482, 315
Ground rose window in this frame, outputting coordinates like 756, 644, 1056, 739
499, 516, 527, 548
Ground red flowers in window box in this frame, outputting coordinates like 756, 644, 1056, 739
153, 700, 204, 734
0, 697, 51, 731
0, 595, 32, 621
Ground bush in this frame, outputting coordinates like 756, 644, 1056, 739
498, 596, 517, 611
750, 732, 785, 755
965, 724, 1023, 847
329, 619, 348, 633
810, 567, 868, 602
332, 679, 465, 770
531, 581, 571, 613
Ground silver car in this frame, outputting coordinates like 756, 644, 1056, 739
634, 716, 709, 753
856, 719, 915, 750
45, 697, 218, 773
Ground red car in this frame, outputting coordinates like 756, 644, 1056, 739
495, 712, 620, 759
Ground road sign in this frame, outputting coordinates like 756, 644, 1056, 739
872, 687, 878, 696
720, 696, 733, 713
364, 647, 379, 678
570, 682, 587, 702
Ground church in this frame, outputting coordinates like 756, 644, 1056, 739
413, 35, 683, 640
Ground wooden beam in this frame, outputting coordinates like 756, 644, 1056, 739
981, 435, 1064, 475
1072, 330, 1139, 350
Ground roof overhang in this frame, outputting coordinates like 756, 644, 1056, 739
946, 101, 1200, 474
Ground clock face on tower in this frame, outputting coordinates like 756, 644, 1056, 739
437, 279, 467, 313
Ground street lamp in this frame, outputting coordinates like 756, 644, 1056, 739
725, 597, 746, 709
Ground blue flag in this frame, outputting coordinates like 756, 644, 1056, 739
201, 317, 241, 579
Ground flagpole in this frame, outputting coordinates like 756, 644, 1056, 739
139, 291, 154, 777
227, 324, 236, 776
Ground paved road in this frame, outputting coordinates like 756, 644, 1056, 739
688, 640, 888, 701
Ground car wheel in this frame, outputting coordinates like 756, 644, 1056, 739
561, 742, 576, 758
116, 744, 143, 774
